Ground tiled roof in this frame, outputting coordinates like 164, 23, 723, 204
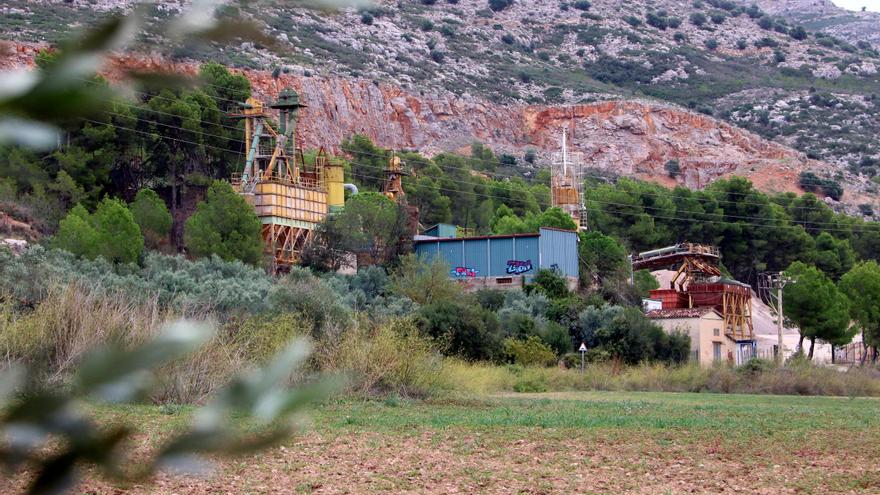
646, 307, 720, 319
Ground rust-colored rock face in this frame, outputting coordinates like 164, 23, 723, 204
3, 46, 825, 194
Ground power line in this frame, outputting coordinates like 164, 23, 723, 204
335, 169, 880, 235
80, 115, 880, 234
72, 74, 859, 202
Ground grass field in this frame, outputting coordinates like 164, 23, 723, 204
6, 391, 880, 494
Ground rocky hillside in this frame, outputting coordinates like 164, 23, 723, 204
756, 0, 880, 46
2, 0, 878, 212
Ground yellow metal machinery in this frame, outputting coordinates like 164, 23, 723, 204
231, 89, 344, 270
634, 243, 754, 341
382, 155, 406, 201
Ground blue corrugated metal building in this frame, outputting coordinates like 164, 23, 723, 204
413, 227, 579, 290
422, 223, 458, 239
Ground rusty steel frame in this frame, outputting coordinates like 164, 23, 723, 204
263, 224, 313, 268
232, 91, 329, 271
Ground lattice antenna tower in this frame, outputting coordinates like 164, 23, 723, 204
550, 125, 586, 229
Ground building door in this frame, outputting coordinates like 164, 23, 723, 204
713, 342, 722, 362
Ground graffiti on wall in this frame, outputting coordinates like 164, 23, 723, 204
451, 266, 479, 278
506, 259, 533, 274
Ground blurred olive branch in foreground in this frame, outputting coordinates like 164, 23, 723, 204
0, 321, 339, 494
0, 0, 366, 492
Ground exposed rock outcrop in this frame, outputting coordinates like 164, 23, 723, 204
1, 45, 836, 197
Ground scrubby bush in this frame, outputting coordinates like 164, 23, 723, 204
593, 307, 690, 364
504, 336, 557, 366
54, 199, 144, 264
646, 12, 668, 30
130, 188, 172, 248
774, 49, 786, 63
790, 25, 807, 40
705, 38, 719, 50
625, 15, 642, 27
326, 318, 442, 397
754, 37, 779, 48
746, 4, 763, 18
488, 0, 513, 12
689, 12, 707, 27
391, 254, 461, 305
529, 268, 570, 299
268, 267, 353, 337
417, 300, 503, 361
184, 181, 263, 266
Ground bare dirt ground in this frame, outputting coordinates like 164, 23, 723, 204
4, 392, 880, 494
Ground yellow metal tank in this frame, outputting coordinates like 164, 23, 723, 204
326, 159, 345, 211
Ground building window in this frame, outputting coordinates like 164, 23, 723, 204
713, 328, 720, 336
496, 277, 513, 284
713, 342, 722, 361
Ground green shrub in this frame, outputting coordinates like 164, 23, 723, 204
326, 318, 442, 397
754, 37, 779, 48
746, 4, 763, 18
774, 49, 786, 63
664, 159, 681, 178
573, 0, 590, 11
646, 12, 667, 30
268, 268, 353, 337
417, 300, 503, 361
232, 312, 312, 363
130, 188, 172, 248
504, 336, 557, 366
512, 373, 548, 392
488, 0, 513, 12
53, 205, 100, 260
789, 26, 807, 40
624, 15, 642, 27
53, 199, 144, 264
690, 12, 707, 27
184, 181, 263, 266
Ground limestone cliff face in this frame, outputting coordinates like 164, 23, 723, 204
252, 72, 818, 194
4, 46, 824, 194
235, 68, 816, 193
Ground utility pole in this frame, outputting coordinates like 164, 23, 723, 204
761, 273, 794, 365
776, 281, 784, 365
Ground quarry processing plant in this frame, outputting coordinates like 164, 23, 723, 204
635, 243, 757, 364
231, 88, 412, 270
230, 89, 344, 270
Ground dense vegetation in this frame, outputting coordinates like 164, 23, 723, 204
3, 47, 880, 411
4, 57, 880, 367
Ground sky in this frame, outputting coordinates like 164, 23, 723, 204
833, 0, 880, 12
